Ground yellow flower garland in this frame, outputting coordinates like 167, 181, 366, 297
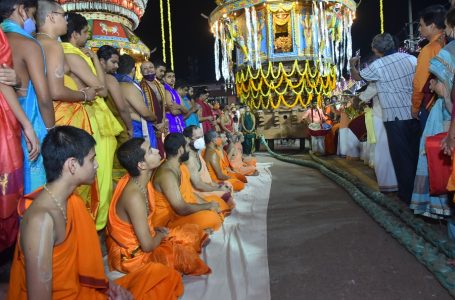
236, 60, 336, 110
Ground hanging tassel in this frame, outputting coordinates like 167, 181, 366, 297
214, 21, 221, 81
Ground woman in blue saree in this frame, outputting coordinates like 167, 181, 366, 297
410, 38, 454, 220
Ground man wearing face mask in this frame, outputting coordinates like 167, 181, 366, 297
1, 0, 55, 194
140, 60, 167, 157
183, 125, 235, 208
203, 130, 246, 192
153, 133, 228, 232
117, 54, 158, 147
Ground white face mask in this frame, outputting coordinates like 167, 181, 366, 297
193, 137, 206, 150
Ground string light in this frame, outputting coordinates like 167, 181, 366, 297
167, 0, 174, 70
159, 0, 166, 63
379, 0, 384, 33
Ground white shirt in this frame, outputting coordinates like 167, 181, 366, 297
360, 52, 417, 122
359, 82, 383, 119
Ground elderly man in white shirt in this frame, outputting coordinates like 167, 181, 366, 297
350, 33, 419, 203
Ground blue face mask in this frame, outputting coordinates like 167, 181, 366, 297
23, 18, 36, 35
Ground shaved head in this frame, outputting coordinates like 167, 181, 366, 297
36, 0, 61, 27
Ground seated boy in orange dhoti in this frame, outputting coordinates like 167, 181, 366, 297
225, 133, 258, 176
182, 125, 235, 208
8, 126, 183, 300
153, 133, 228, 231
106, 138, 211, 276
203, 130, 246, 191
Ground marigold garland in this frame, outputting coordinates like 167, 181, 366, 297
236, 60, 336, 110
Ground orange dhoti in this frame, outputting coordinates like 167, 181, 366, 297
229, 144, 257, 176
8, 189, 183, 300
235, 142, 257, 167
153, 164, 225, 231
106, 175, 210, 276
205, 149, 245, 191
193, 153, 235, 209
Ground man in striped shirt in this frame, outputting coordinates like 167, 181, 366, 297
350, 33, 419, 203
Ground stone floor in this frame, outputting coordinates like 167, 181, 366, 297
265, 154, 452, 299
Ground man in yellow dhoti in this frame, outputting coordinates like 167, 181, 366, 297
36, 1, 100, 218
60, 12, 123, 230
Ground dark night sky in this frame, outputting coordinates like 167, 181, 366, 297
135, 0, 451, 84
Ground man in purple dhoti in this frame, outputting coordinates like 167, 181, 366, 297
163, 69, 188, 133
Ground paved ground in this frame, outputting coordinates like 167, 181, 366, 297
265, 155, 452, 300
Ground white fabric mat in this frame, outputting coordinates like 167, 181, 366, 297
182, 162, 273, 300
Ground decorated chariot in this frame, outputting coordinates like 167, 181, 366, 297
209, 0, 357, 146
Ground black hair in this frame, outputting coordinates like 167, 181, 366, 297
420, 5, 446, 29
204, 130, 218, 145
117, 54, 136, 75
447, 7, 455, 28
153, 59, 166, 69
174, 79, 188, 90
164, 69, 175, 76
60, 12, 87, 42
183, 125, 198, 139
117, 138, 146, 177
194, 87, 209, 99
164, 133, 186, 157
42, 126, 96, 183
0, 0, 37, 22
97, 45, 119, 61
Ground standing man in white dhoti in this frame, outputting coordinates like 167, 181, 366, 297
359, 83, 398, 192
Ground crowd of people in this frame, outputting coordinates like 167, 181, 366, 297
0, 0, 260, 298
305, 3, 455, 240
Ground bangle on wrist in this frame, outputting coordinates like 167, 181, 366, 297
46, 125, 56, 131
80, 89, 88, 104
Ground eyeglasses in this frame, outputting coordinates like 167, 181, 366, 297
52, 11, 68, 21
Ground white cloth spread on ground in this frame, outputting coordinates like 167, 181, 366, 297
105, 163, 273, 299
182, 162, 273, 300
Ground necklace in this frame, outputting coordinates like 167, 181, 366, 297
132, 177, 150, 216
36, 32, 56, 40
43, 184, 67, 223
